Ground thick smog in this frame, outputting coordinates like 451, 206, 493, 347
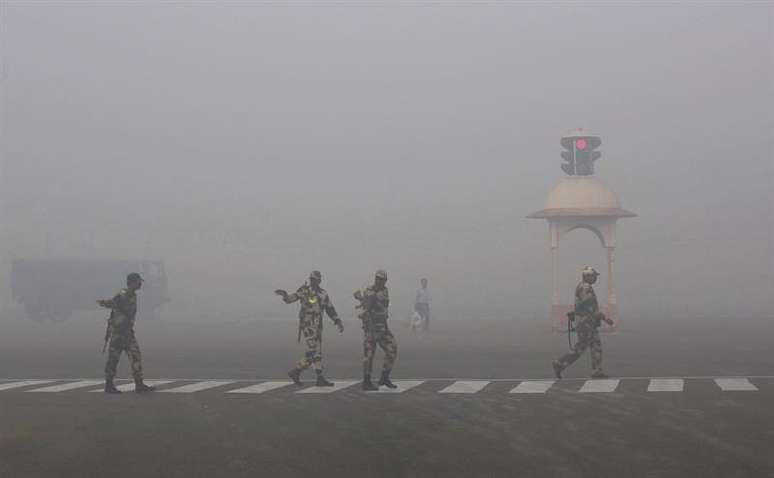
0, 3, 772, 478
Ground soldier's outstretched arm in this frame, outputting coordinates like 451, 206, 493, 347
274, 288, 300, 304
97, 291, 123, 309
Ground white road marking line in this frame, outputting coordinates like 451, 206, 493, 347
297, 380, 359, 394
160, 380, 236, 393
366, 380, 425, 394
510, 380, 556, 394
88, 380, 176, 392
4, 377, 773, 396
0, 380, 56, 391
439, 381, 490, 394
26, 380, 104, 393
647, 379, 684, 392
714, 378, 758, 391
579, 379, 620, 393
227, 381, 294, 394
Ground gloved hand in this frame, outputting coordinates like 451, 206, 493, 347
274, 289, 288, 299
334, 318, 344, 333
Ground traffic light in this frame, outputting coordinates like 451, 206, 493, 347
560, 135, 601, 176
574, 136, 601, 175
560, 137, 575, 175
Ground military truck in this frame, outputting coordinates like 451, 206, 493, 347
11, 259, 170, 322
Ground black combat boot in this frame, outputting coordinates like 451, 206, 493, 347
134, 379, 155, 392
591, 370, 609, 379
362, 375, 378, 391
288, 368, 303, 386
315, 374, 335, 387
104, 377, 121, 394
378, 371, 397, 389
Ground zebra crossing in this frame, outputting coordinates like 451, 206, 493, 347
0, 376, 767, 395
510, 380, 556, 394
159, 380, 236, 393
439, 380, 490, 394
578, 379, 620, 393
647, 378, 684, 392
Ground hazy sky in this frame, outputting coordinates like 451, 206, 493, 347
1, 2, 772, 321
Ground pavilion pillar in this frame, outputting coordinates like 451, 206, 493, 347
606, 246, 617, 325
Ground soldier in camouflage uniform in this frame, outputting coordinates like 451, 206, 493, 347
552, 267, 615, 379
354, 270, 398, 391
275, 270, 344, 387
98, 272, 155, 393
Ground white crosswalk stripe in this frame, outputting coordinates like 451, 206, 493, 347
227, 381, 294, 394
160, 380, 236, 393
0, 380, 55, 391
579, 379, 620, 393
89, 380, 176, 393
714, 378, 758, 391
366, 380, 425, 394
647, 379, 684, 392
26, 380, 104, 393
297, 381, 359, 394
2, 377, 770, 395
510, 380, 556, 394
439, 381, 490, 394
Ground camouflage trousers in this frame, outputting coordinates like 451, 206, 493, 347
363, 325, 397, 377
104, 331, 144, 381
296, 324, 323, 372
555, 316, 602, 373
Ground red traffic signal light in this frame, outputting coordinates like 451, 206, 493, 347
560, 133, 601, 176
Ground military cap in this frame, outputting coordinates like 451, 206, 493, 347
309, 270, 322, 280
581, 266, 600, 276
375, 270, 388, 280
127, 272, 144, 282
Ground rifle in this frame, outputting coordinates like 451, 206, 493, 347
297, 310, 303, 343
566, 311, 576, 349
102, 310, 114, 354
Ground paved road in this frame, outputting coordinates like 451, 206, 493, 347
1, 376, 773, 478
1, 316, 773, 477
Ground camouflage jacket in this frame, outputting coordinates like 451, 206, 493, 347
283, 284, 340, 328
574, 282, 599, 320
361, 285, 389, 325
103, 288, 138, 335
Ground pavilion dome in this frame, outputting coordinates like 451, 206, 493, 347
546, 176, 619, 209
528, 176, 636, 219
